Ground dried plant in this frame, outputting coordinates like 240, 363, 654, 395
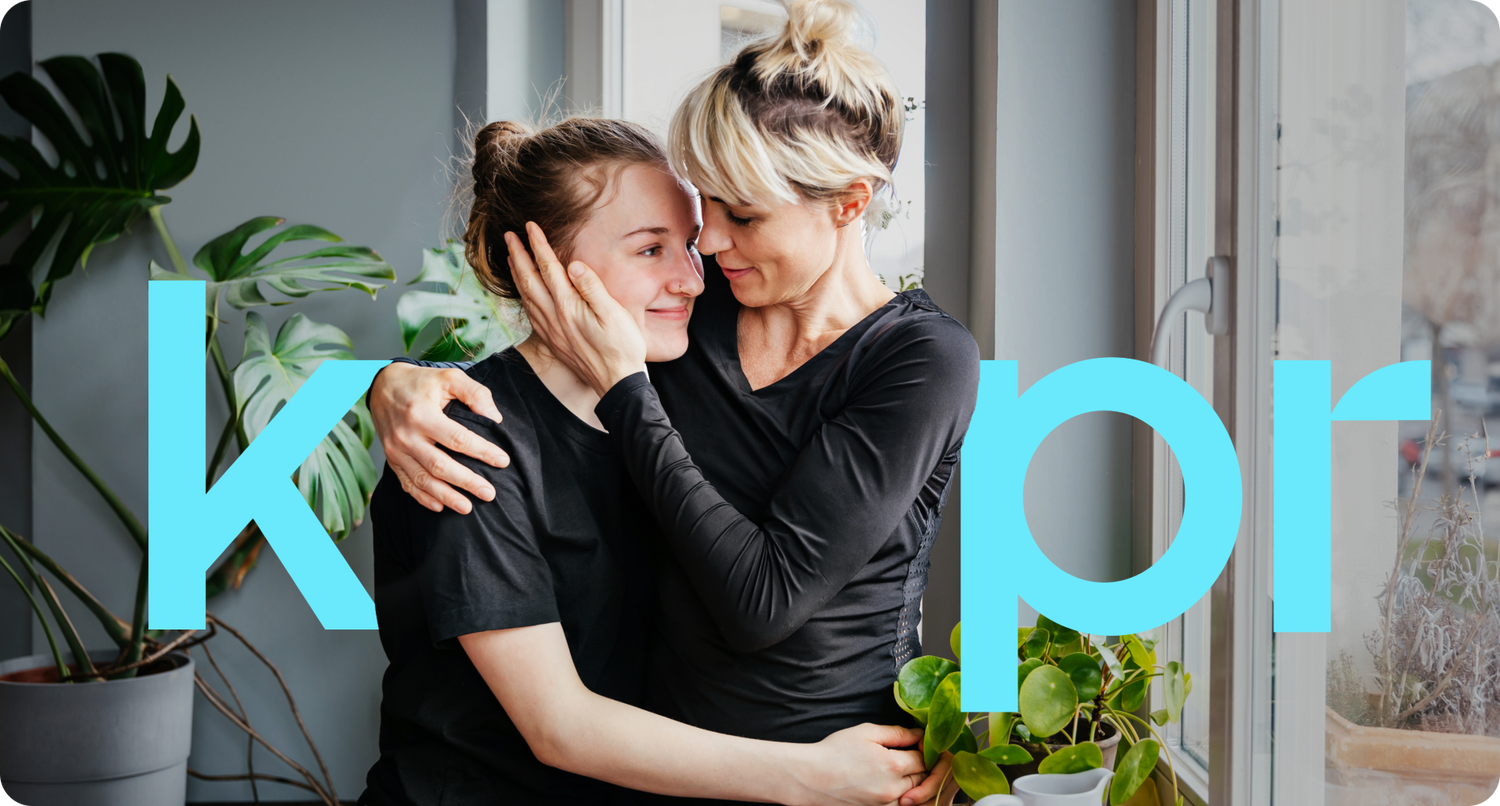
1365, 414, 1500, 736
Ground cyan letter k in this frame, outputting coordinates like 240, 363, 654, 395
149, 280, 387, 630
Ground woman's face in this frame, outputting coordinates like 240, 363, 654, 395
694, 194, 843, 308
567, 163, 705, 362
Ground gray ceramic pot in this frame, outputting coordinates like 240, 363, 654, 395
0, 649, 194, 806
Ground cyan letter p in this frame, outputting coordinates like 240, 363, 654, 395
962, 359, 1242, 712
149, 280, 387, 630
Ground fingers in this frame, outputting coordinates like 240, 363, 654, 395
566, 260, 617, 317
899, 755, 950, 806
389, 445, 474, 514
506, 231, 558, 325
442, 376, 508, 464
526, 221, 576, 301
868, 723, 926, 749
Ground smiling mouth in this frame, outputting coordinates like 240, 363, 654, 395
647, 307, 690, 321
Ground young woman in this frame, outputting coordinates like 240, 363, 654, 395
369, 2, 980, 804
357, 117, 937, 806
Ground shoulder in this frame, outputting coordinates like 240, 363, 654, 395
862, 291, 981, 381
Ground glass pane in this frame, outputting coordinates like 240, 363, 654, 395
1278, 0, 1500, 803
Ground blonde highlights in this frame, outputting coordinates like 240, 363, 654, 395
669, 0, 902, 212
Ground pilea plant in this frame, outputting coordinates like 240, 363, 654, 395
894, 619, 1193, 806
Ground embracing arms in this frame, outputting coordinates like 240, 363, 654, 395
460, 622, 935, 806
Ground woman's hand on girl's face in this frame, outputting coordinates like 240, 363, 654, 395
797, 723, 930, 806
369, 363, 508, 513
508, 223, 648, 396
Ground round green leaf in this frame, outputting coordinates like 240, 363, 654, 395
1018, 665, 1077, 739
1058, 652, 1104, 702
978, 744, 1033, 766
988, 712, 1017, 746
951, 622, 962, 663
1024, 627, 1051, 659
1037, 741, 1104, 775
953, 724, 979, 756
897, 655, 959, 723
1122, 634, 1155, 670
952, 751, 1011, 799
1036, 614, 1081, 646
1107, 677, 1147, 713
1165, 660, 1186, 722
924, 671, 964, 768
1110, 739, 1160, 806
893, 681, 928, 724
1017, 659, 1044, 694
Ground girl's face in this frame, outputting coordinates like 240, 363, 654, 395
567, 163, 705, 362
693, 193, 843, 308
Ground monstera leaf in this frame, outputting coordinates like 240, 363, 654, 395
233, 312, 377, 541
396, 241, 520, 361
0, 53, 199, 339
151, 216, 396, 309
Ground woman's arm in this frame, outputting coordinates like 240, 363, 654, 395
593, 323, 979, 651
459, 622, 937, 806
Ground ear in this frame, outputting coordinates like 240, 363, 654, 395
833, 178, 875, 228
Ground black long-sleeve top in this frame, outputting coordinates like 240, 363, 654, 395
397, 259, 979, 759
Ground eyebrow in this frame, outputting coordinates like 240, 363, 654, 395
621, 226, 670, 238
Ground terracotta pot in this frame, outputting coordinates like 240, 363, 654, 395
0, 650, 195, 806
1325, 706, 1500, 806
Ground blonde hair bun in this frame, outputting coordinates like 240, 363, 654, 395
670, 0, 901, 214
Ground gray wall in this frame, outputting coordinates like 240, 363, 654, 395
991, 0, 1140, 587
923, 0, 1141, 648
920, 0, 975, 661
11, 1, 552, 800
0, 0, 33, 664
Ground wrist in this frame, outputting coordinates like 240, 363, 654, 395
773, 743, 823, 806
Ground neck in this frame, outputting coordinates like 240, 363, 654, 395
516, 336, 606, 431
744, 224, 896, 346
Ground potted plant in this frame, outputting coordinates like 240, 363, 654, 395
895, 620, 1194, 806
1322, 417, 1500, 806
0, 52, 409, 805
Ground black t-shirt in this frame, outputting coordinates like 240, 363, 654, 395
359, 348, 655, 806
597, 262, 980, 755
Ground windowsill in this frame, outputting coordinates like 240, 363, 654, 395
1161, 743, 1211, 806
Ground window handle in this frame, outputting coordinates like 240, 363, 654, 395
1150, 256, 1231, 369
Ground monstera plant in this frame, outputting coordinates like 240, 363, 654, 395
896, 619, 1193, 806
395, 240, 521, 362
0, 53, 397, 606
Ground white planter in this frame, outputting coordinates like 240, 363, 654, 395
0, 650, 194, 806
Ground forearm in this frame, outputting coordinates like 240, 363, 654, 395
543, 687, 814, 804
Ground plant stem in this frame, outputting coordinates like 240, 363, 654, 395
8, 531, 131, 648
0, 357, 148, 552
150, 205, 191, 276
1, 527, 94, 679
0, 539, 69, 680
209, 338, 250, 452
207, 405, 239, 487
116, 556, 149, 680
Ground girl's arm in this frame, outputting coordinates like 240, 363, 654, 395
459, 622, 938, 806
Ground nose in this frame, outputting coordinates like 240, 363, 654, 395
697, 204, 732, 256
669, 246, 706, 298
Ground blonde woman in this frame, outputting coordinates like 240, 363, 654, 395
369, 2, 979, 804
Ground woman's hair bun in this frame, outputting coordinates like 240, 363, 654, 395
781, 0, 862, 57
476, 120, 531, 153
